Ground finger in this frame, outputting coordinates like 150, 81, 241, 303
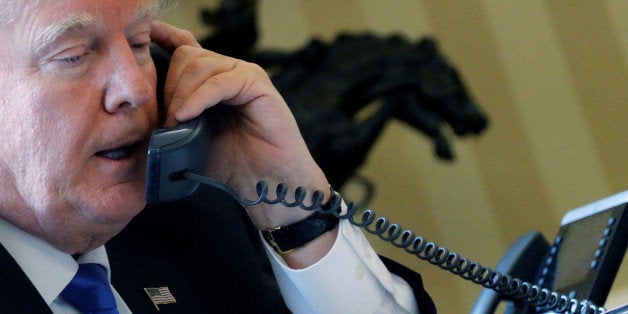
165, 70, 244, 126
162, 46, 212, 107
164, 53, 240, 124
170, 62, 273, 124
150, 21, 201, 52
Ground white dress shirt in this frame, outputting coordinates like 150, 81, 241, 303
0, 218, 132, 314
263, 219, 419, 313
0, 216, 418, 313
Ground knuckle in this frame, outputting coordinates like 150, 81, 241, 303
238, 60, 269, 81
171, 45, 195, 59
186, 58, 206, 73
245, 61, 265, 74
180, 29, 197, 43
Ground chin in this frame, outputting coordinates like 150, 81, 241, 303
101, 188, 147, 223
68, 180, 147, 225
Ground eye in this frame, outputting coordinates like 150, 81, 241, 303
59, 55, 84, 64
129, 30, 151, 55
131, 41, 150, 53
51, 46, 89, 68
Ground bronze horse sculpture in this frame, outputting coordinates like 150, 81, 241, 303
198, 0, 489, 196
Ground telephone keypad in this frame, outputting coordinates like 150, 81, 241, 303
589, 215, 618, 271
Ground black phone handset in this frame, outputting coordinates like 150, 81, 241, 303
146, 110, 610, 314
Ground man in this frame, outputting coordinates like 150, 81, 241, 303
0, 0, 435, 313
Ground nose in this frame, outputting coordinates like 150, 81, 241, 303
103, 44, 155, 114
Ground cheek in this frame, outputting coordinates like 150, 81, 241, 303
0, 82, 92, 208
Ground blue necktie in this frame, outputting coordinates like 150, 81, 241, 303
61, 263, 119, 314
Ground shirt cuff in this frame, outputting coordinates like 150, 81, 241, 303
261, 218, 418, 313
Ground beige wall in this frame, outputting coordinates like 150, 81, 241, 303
162, 1, 627, 312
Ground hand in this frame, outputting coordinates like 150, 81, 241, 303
150, 21, 336, 267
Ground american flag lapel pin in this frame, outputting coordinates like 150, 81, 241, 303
144, 286, 177, 310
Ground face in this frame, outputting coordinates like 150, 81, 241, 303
0, 0, 160, 253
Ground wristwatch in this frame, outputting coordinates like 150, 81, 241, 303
261, 201, 340, 253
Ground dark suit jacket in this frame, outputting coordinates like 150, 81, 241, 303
0, 185, 435, 313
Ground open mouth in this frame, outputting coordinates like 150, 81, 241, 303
95, 142, 142, 161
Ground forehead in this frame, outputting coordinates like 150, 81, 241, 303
22, 0, 159, 21
15, 0, 160, 51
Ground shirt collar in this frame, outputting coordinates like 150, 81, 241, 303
0, 217, 111, 305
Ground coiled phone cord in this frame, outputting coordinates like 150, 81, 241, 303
183, 172, 606, 314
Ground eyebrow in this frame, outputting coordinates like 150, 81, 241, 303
32, 14, 103, 54
32, 2, 160, 55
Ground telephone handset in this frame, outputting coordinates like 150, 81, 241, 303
146, 43, 212, 204
146, 47, 624, 314
146, 112, 211, 203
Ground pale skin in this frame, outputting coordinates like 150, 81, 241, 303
0, 0, 336, 269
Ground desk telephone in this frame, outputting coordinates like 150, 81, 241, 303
145, 47, 626, 314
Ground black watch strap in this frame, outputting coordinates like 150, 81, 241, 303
261, 210, 339, 253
